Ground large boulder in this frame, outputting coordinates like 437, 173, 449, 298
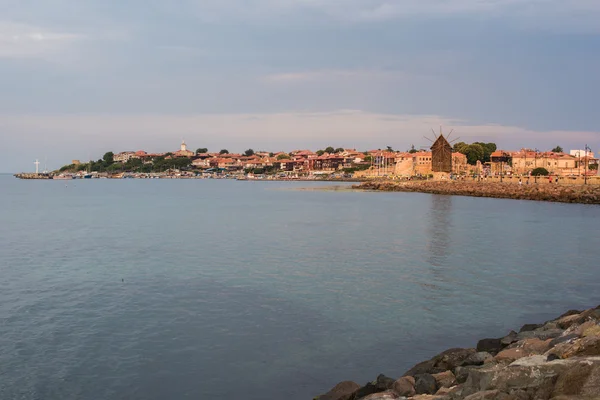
461, 357, 570, 397
403, 360, 437, 377
392, 376, 415, 397
501, 331, 519, 346
549, 336, 600, 359
516, 329, 563, 341
454, 366, 480, 384
519, 324, 542, 333
350, 375, 396, 400
432, 371, 457, 389
549, 333, 579, 348
556, 308, 600, 329
552, 361, 600, 398
360, 391, 402, 400
403, 348, 476, 377
315, 381, 361, 400
476, 338, 504, 355
494, 348, 530, 363
462, 352, 494, 367
463, 390, 504, 400
414, 374, 437, 395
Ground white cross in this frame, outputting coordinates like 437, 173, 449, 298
34, 159, 40, 174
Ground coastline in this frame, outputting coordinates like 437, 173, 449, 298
353, 181, 600, 205
314, 305, 600, 400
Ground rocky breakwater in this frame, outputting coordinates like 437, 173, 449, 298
313, 306, 600, 400
353, 181, 600, 205
14, 173, 52, 180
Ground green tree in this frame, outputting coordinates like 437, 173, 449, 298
408, 145, 417, 154
316, 150, 325, 156
551, 146, 564, 153
473, 142, 497, 163
335, 147, 345, 153
324, 146, 335, 154
277, 153, 291, 160
124, 158, 143, 171
364, 155, 373, 163
454, 142, 495, 165
107, 163, 122, 172
244, 149, 255, 157
219, 149, 229, 155
463, 144, 485, 165
196, 148, 208, 154
103, 152, 114, 164
268, 152, 274, 157
531, 167, 549, 176
453, 142, 468, 153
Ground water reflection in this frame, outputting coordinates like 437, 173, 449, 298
426, 194, 453, 267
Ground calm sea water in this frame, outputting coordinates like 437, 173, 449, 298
1, 175, 599, 399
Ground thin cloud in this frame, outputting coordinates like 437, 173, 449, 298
0, 21, 84, 58
262, 69, 415, 83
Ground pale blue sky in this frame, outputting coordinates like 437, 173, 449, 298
1, 0, 599, 172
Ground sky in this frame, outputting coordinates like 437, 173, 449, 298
1, 0, 599, 172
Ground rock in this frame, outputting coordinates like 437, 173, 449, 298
315, 381, 361, 400
361, 390, 401, 400
549, 333, 580, 348
463, 390, 502, 400
392, 377, 415, 397
414, 374, 438, 395
501, 331, 519, 346
547, 353, 561, 361
432, 371, 456, 389
521, 338, 552, 354
374, 374, 396, 391
556, 308, 600, 329
434, 348, 476, 372
582, 324, 600, 338
516, 329, 563, 341
403, 348, 475, 377
509, 355, 548, 367
554, 336, 600, 358
476, 338, 504, 355
403, 360, 437, 377
350, 383, 379, 400
556, 309, 582, 319
519, 324, 542, 333
435, 386, 454, 396
552, 362, 595, 397
495, 348, 529, 363
462, 352, 494, 367
454, 366, 478, 384
461, 359, 569, 397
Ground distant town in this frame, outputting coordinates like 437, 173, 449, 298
18, 135, 599, 181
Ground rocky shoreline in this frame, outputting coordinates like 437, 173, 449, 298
313, 306, 600, 400
353, 181, 600, 205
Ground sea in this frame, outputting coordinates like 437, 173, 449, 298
1, 174, 599, 400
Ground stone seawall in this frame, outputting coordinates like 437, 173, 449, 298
353, 181, 600, 205
313, 306, 600, 400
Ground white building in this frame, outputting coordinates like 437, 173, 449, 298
114, 151, 136, 163
570, 150, 594, 158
